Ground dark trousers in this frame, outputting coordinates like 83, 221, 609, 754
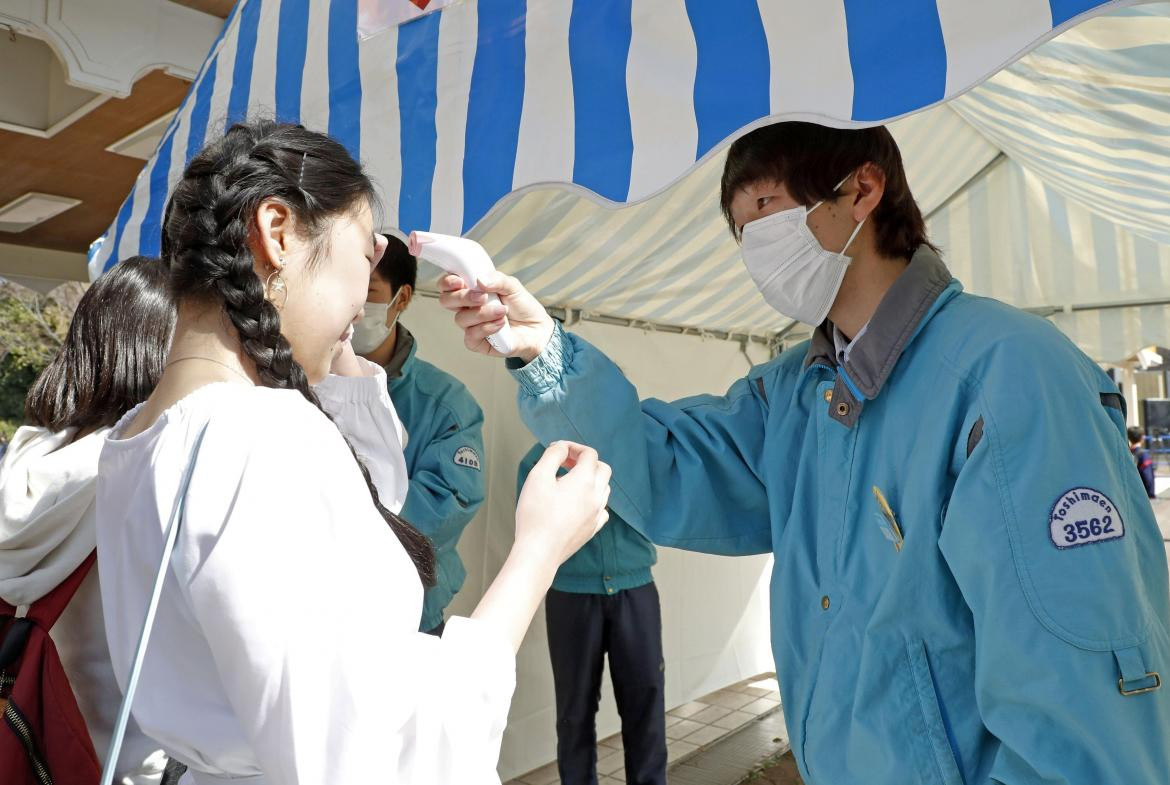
545, 582, 667, 785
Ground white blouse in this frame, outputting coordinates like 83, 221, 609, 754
95, 367, 515, 785
314, 360, 410, 514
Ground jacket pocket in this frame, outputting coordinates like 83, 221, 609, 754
905, 639, 966, 785
979, 390, 1152, 652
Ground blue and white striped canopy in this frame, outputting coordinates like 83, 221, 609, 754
949, 5, 1170, 247
89, 0, 1138, 278
91, 0, 1170, 359
461, 2, 1170, 357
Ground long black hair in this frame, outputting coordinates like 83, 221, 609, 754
162, 119, 435, 586
25, 256, 175, 432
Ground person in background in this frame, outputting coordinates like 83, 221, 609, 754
0, 256, 176, 783
1130, 426, 1158, 499
0, 436, 8, 461
354, 234, 486, 635
518, 444, 666, 785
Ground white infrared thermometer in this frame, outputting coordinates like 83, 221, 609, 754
408, 231, 517, 355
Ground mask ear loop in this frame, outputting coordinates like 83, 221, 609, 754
839, 216, 867, 259
384, 287, 405, 330
807, 171, 857, 216
825, 170, 865, 258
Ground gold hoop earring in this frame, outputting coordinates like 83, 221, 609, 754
265, 268, 288, 310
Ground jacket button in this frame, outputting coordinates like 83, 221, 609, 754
836, 402, 851, 417
821, 595, 831, 610
607, 587, 615, 594
823, 389, 833, 402
604, 576, 612, 581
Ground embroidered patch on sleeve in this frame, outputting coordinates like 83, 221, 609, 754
1049, 488, 1125, 549
453, 446, 481, 471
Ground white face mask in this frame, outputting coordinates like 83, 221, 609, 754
739, 173, 866, 326
351, 289, 401, 355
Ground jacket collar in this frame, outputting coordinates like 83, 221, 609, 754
384, 324, 418, 380
805, 244, 959, 401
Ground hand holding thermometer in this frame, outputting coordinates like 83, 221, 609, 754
408, 231, 517, 355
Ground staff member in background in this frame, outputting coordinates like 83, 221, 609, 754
518, 444, 666, 785
354, 233, 486, 635
1129, 426, 1158, 499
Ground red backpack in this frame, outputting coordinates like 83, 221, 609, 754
0, 551, 101, 785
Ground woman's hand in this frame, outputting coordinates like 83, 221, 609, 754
437, 271, 555, 363
471, 441, 610, 652
330, 339, 372, 377
515, 442, 611, 565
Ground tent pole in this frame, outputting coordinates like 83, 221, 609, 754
925, 152, 1008, 221
413, 287, 778, 346
1026, 295, 1170, 315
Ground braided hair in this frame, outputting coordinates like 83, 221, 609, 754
164, 119, 435, 586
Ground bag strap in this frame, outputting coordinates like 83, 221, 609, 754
100, 422, 209, 785
0, 551, 96, 701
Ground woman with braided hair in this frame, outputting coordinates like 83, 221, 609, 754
94, 120, 612, 784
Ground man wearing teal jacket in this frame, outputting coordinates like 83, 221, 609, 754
441, 123, 1170, 784
356, 235, 485, 635
517, 445, 665, 785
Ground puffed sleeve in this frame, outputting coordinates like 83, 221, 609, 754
315, 357, 410, 513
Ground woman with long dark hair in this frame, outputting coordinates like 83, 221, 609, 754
96, 120, 611, 784
0, 256, 177, 782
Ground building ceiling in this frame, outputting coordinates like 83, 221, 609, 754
0, 1, 232, 282
170, 0, 234, 19
0, 70, 191, 254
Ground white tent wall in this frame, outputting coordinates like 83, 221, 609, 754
399, 296, 775, 780
929, 156, 1170, 363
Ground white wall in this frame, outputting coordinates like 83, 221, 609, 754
0, 0, 221, 98
402, 297, 775, 780
0, 242, 88, 291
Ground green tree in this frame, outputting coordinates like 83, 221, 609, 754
0, 279, 84, 438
